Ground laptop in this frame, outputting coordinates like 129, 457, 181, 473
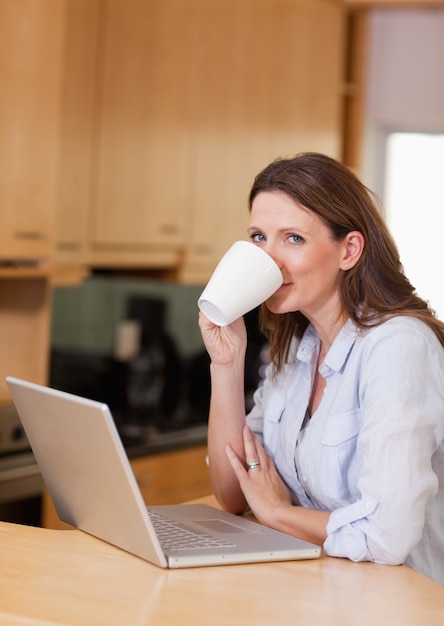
5, 376, 321, 568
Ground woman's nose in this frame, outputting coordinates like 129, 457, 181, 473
264, 243, 283, 270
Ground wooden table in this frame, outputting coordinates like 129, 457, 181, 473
1, 496, 443, 625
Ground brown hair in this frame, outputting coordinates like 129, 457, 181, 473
248, 152, 444, 370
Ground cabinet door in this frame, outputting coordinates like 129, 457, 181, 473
88, 0, 193, 268
0, 0, 64, 262
181, 0, 346, 282
0, 277, 51, 402
54, 0, 100, 269
131, 445, 211, 505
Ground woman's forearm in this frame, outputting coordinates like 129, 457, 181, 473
207, 360, 249, 513
269, 504, 330, 547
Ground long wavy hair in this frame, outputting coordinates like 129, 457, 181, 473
248, 152, 444, 371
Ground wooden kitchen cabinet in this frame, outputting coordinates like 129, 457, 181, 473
87, 0, 192, 269
0, 1, 66, 403
0, 276, 51, 403
64, 0, 346, 280
180, 0, 346, 283
0, 0, 65, 263
53, 0, 100, 272
42, 444, 211, 530
131, 445, 211, 505
55, 0, 184, 272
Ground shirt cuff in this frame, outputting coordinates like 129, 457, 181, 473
324, 498, 378, 562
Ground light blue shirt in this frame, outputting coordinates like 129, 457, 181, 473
246, 317, 444, 584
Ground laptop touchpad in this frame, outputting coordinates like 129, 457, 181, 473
196, 519, 254, 534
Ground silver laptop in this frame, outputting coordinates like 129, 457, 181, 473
6, 376, 321, 568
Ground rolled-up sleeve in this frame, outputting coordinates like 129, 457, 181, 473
325, 498, 379, 561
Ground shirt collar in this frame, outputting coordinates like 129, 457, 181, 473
296, 319, 358, 374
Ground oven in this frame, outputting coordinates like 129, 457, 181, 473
0, 405, 44, 525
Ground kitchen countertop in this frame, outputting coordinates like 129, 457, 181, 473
1, 494, 444, 626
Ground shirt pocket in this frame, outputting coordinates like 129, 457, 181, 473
261, 392, 285, 456
319, 410, 361, 500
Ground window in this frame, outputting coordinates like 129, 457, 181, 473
383, 132, 444, 320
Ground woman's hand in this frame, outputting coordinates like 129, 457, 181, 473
198, 312, 247, 366
225, 425, 293, 528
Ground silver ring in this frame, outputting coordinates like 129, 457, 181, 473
247, 460, 261, 470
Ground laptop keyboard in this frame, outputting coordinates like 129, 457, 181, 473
148, 510, 236, 552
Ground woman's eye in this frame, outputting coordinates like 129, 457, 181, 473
289, 234, 303, 244
250, 232, 266, 243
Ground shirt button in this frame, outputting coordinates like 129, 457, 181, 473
366, 500, 373, 508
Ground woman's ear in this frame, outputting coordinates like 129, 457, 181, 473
340, 231, 365, 270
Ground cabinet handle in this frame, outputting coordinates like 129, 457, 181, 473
57, 242, 82, 251
14, 231, 46, 240
194, 245, 212, 255
158, 224, 180, 235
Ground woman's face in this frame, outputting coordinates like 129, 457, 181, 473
248, 191, 353, 324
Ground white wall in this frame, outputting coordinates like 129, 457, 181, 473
362, 8, 444, 318
363, 8, 444, 191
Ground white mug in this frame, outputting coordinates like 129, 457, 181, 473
198, 241, 283, 326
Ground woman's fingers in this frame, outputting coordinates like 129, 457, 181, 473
225, 444, 247, 481
225, 426, 267, 478
243, 425, 268, 468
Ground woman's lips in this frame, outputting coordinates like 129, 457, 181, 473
277, 282, 291, 292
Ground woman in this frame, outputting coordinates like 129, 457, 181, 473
199, 152, 444, 584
